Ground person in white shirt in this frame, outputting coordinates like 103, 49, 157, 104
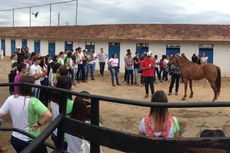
201, 53, 208, 64
29, 56, 45, 99
76, 47, 87, 83
0, 75, 52, 153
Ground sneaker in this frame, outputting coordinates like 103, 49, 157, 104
83, 80, 87, 83
168, 92, 172, 96
91, 78, 95, 80
144, 94, 149, 98
117, 83, 121, 86
112, 84, 116, 87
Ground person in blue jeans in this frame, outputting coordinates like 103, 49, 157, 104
108, 53, 121, 87
125, 52, 134, 85
168, 62, 181, 95
87, 49, 96, 80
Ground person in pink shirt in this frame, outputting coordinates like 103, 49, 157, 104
108, 53, 121, 87
14, 64, 26, 94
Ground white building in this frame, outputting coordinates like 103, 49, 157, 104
0, 24, 230, 76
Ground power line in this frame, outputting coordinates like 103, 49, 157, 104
0, 0, 77, 12
0, 0, 78, 27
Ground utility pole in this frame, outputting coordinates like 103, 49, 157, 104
58, 13, 60, 26
12, 9, 14, 27
29, 7, 31, 27
50, 4, 52, 26
75, 0, 78, 25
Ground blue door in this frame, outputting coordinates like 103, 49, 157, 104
108, 42, 120, 66
136, 46, 149, 58
11, 39, 16, 55
22, 39, 27, 48
48, 42, 55, 59
1, 38, 5, 56
65, 42, 73, 51
199, 49, 213, 64
166, 48, 180, 56
85, 45, 95, 52
34, 40, 40, 52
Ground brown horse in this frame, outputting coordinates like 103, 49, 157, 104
168, 54, 221, 102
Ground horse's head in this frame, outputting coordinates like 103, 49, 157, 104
168, 55, 179, 66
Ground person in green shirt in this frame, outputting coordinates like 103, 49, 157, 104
0, 75, 52, 153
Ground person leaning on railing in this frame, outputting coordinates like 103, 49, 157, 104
0, 75, 52, 153
66, 93, 103, 153
139, 90, 180, 138
50, 75, 74, 150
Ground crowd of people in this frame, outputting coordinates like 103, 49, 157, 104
0, 45, 217, 152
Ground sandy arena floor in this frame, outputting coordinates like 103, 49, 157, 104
0, 57, 230, 153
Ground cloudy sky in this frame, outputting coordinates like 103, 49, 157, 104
1, 0, 230, 26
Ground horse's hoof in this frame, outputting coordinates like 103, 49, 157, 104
189, 96, 193, 98
181, 98, 185, 101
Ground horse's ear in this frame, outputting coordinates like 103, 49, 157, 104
175, 53, 181, 57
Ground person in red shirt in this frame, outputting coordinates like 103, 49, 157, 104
141, 51, 155, 98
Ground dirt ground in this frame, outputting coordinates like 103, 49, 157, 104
0, 57, 230, 153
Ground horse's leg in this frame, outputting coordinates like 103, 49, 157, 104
210, 82, 218, 102
182, 80, 188, 101
189, 79, 193, 98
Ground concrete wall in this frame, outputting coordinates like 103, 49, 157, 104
28, 39, 34, 53
213, 43, 230, 77
2, 37, 230, 76
5, 38, 11, 56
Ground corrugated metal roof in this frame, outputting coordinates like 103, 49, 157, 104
1, 24, 230, 42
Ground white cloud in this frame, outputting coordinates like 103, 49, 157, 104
1, 0, 230, 26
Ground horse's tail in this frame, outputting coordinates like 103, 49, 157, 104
215, 66, 221, 96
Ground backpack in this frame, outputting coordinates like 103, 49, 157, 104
8, 67, 17, 94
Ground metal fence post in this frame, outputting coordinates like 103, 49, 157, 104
56, 93, 68, 151
90, 99, 100, 153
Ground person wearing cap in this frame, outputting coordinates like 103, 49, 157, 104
140, 51, 155, 98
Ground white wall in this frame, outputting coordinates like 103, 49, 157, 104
181, 43, 199, 59
2, 37, 230, 76
27, 39, 34, 52
5, 38, 11, 56
15, 38, 22, 49
40, 40, 48, 56
55, 40, 64, 55
150, 42, 166, 58
213, 43, 230, 77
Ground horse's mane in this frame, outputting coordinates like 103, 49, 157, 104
181, 54, 190, 61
